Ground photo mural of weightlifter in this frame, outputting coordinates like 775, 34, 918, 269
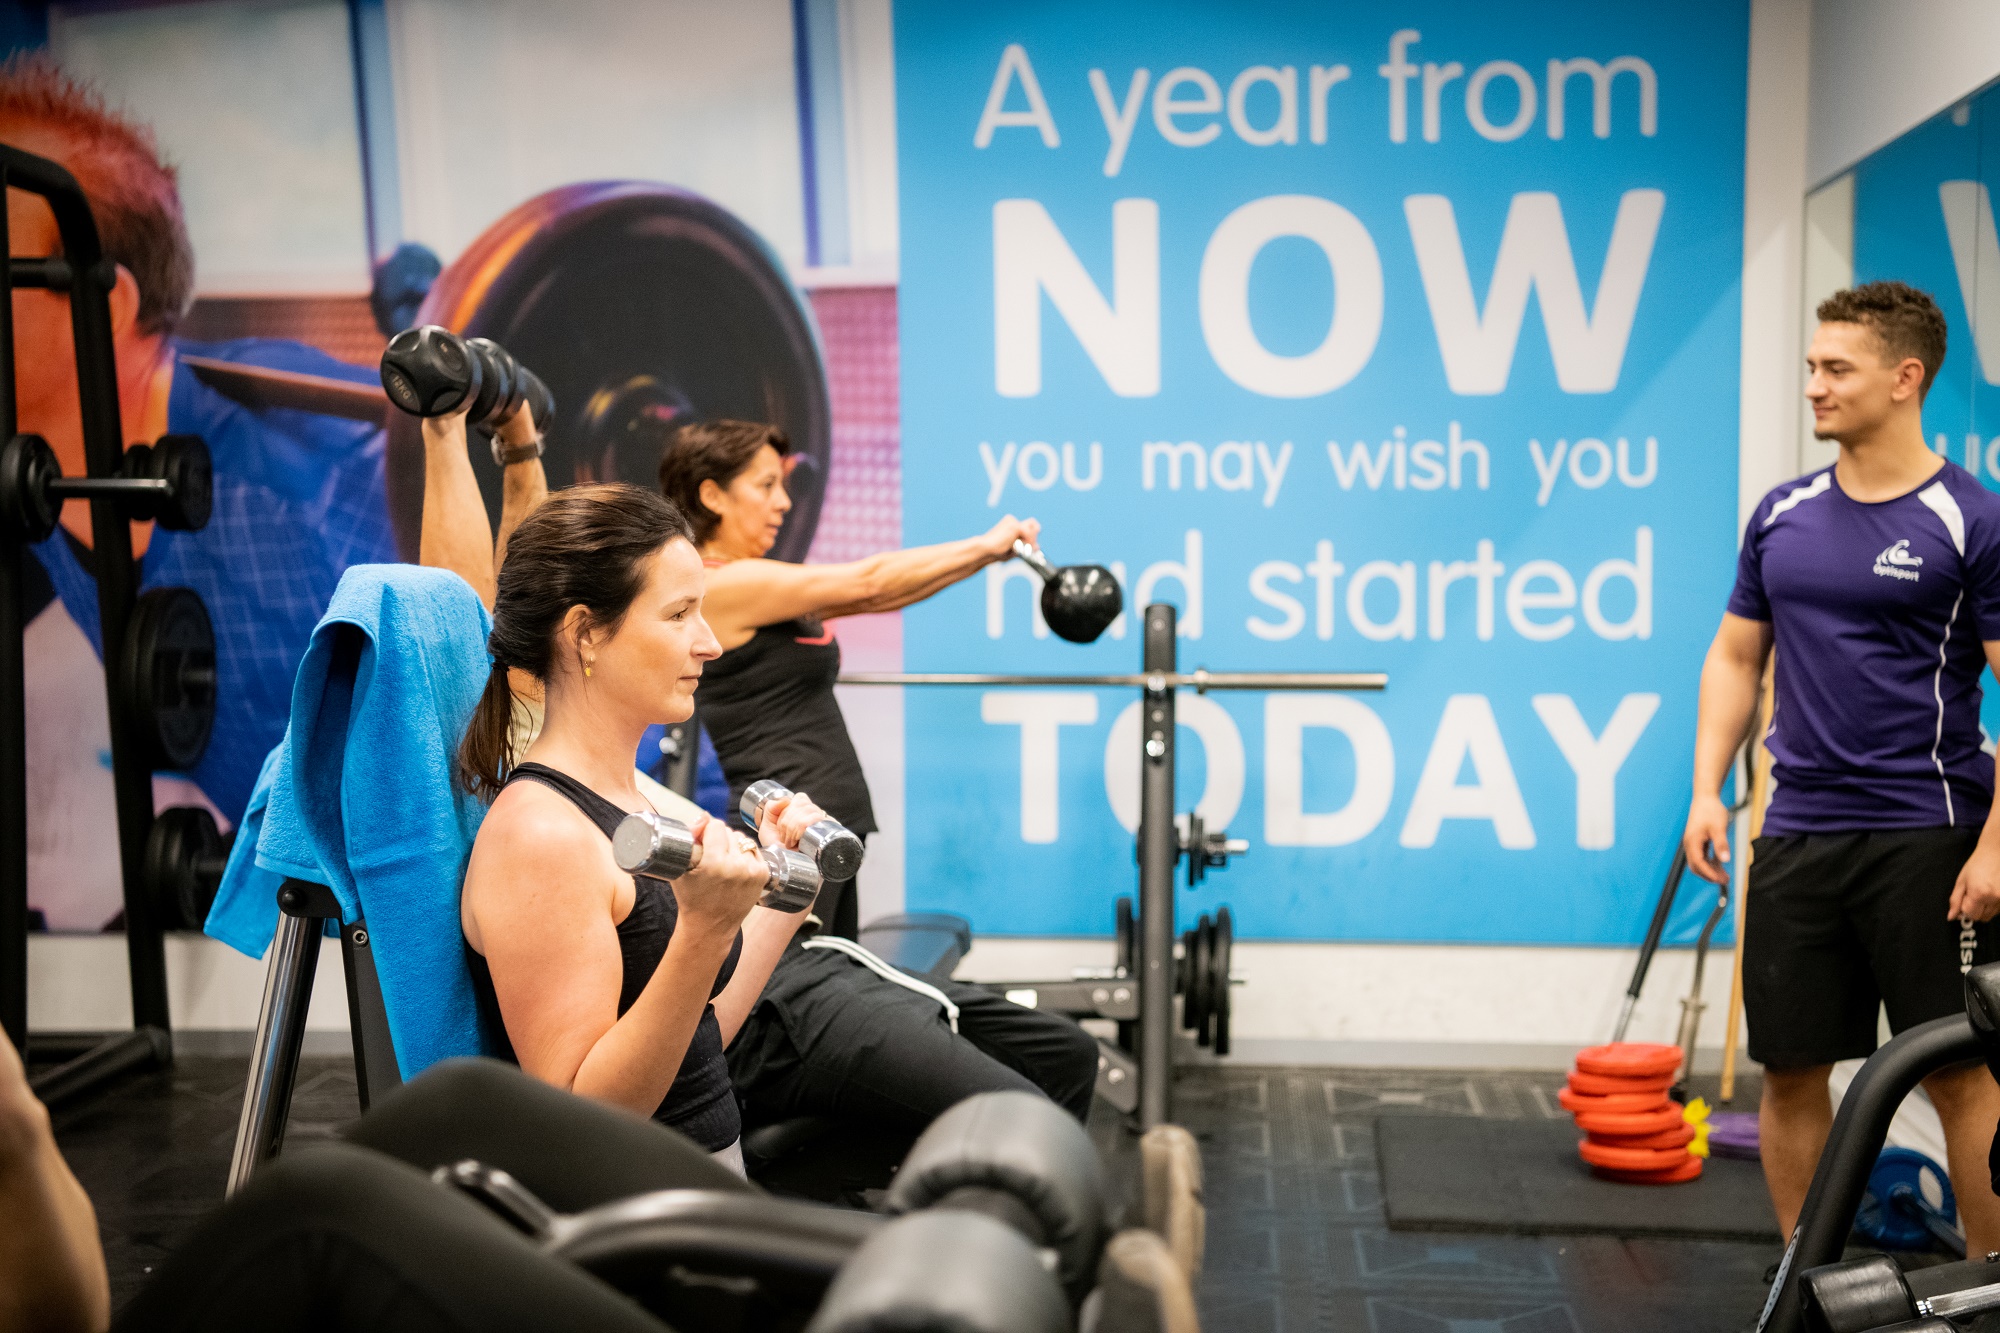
4, 50, 901, 931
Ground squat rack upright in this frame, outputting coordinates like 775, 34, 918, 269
842, 601, 1386, 1128
0, 144, 185, 1102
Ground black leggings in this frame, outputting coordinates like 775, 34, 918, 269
112, 1060, 747, 1331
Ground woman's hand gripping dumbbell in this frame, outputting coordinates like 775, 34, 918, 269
740, 780, 865, 881
379, 324, 554, 465
612, 808, 822, 913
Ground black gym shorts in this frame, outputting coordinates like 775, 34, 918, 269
1743, 827, 1998, 1070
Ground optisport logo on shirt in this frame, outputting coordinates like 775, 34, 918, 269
1873, 539, 1924, 582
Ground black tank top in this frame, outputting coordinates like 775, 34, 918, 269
465, 762, 743, 1151
699, 614, 878, 838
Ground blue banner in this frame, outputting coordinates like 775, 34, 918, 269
1848, 83, 2000, 740
892, 0, 1750, 942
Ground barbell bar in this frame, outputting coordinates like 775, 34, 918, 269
837, 670, 1387, 691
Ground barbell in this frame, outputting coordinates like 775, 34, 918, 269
837, 670, 1388, 691
388, 183, 833, 562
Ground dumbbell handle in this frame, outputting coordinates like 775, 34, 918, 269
739, 779, 865, 881
1012, 540, 1057, 581
612, 811, 820, 913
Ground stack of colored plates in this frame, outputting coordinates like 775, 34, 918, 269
1561, 1043, 1699, 1184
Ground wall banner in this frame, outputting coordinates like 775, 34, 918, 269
892, 1, 1750, 942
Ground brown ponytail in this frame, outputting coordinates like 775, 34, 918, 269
457, 661, 517, 800
454, 483, 696, 799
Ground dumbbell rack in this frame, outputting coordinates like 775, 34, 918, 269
841, 602, 1384, 1128
0, 144, 177, 1102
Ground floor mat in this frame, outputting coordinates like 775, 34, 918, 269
1377, 1115, 1780, 1242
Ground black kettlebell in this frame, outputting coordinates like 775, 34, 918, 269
1014, 541, 1123, 644
380, 325, 482, 417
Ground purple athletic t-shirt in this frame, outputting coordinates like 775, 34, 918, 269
1729, 460, 2000, 834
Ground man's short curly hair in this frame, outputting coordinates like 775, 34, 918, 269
0, 50, 195, 335
1816, 280, 1948, 397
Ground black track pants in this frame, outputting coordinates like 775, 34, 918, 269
728, 945, 1102, 1129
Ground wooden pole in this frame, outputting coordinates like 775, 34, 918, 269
1721, 657, 1776, 1103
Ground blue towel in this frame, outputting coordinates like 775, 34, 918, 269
205, 564, 499, 1077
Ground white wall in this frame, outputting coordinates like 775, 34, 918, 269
388, 0, 808, 269
49, 0, 373, 294
1807, 0, 2000, 186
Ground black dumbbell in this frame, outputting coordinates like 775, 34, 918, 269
740, 779, 865, 881
611, 810, 820, 913
1011, 540, 1123, 644
380, 325, 480, 416
0, 431, 212, 542
381, 326, 553, 437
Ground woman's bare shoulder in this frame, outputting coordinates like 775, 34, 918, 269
466, 781, 615, 907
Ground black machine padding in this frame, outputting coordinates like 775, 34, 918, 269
803, 1211, 1070, 1333
885, 1091, 1108, 1297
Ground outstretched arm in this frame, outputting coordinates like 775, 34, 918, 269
703, 515, 1039, 644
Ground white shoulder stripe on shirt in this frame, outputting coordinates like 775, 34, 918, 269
1918, 479, 1967, 556
1764, 471, 1831, 525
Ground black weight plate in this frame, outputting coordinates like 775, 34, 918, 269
0, 433, 59, 542
388, 184, 832, 563
151, 433, 212, 532
1213, 905, 1233, 1056
118, 587, 216, 770
146, 804, 223, 930
1191, 916, 1215, 1045
1113, 895, 1134, 976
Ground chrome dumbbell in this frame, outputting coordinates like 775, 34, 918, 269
611, 811, 820, 913
739, 779, 865, 881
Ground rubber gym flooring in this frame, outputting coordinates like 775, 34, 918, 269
47, 1054, 1784, 1330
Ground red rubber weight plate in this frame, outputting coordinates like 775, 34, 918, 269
1568, 1068, 1676, 1096
1578, 1138, 1696, 1172
1590, 1156, 1703, 1185
1574, 1043, 1682, 1078
1584, 1122, 1696, 1151
1557, 1086, 1670, 1115
1573, 1102, 1685, 1138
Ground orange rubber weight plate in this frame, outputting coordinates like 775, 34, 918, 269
1572, 1102, 1685, 1138
1557, 1086, 1670, 1115
1583, 1122, 1696, 1151
1568, 1068, 1676, 1096
1590, 1156, 1703, 1185
1578, 1138, 1696, 1172
1574, 1043, 1682, 1079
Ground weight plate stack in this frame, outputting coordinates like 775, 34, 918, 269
146, 434, 212, 531
118, 587, 217, 771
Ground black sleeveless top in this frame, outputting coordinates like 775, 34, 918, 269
699, 614, 877, 838
465, 762, 743, 1151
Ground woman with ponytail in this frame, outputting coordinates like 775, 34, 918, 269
456, 483, 833, 1171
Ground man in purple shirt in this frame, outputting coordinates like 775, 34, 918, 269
1686, 281, 2000, 1249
